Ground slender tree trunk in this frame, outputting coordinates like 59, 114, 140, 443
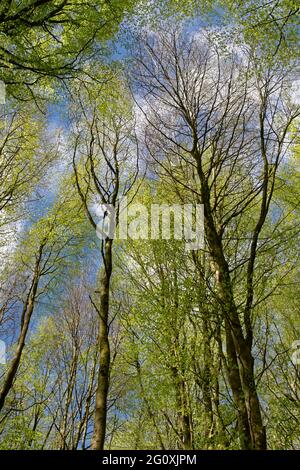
170, 353, 193, 450
60, 345, 78, 449
28, 407, 41, 447
201, 320, 214, 445
91, 238, 112, 450
0, 255, 41, 412
79, 349, 98, 450
211, 323, 229, 448
136, 358, 165, 449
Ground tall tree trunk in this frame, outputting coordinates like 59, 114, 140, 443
171, 364, 193, 450
196, 162, 266, 449
217, 257, 266, 449
0, 253, 42, 412
79, 349, 98, 450
225, 321, 252, 449
91, 238, 112, 450
211, 323, 229, 448
238, 343, 267, 449
217, 255, 266, 449
170, 336, 193, 451
136, 357, 165, 449
201, 316, 214, 445
60, 345, 78, 449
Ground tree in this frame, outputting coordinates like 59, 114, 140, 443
0, 184, 87, 412
0, 0, 135, 102
71, 76, 140, 449
1, 3, 299, 451
131, 27, 299, 449
0, 280, 99, 449
0, 103, 57, 240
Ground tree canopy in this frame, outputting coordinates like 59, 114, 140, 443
0, 0, 299, 453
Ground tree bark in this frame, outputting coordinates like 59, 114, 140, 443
195, 158, 266, 449
225, 321, 252, 449
91, 238, 112, 450
0, 250, 42, 412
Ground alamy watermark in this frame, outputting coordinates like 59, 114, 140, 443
291, 340, 300, 365
0, 340, 6, 365
0, 80, 6, 104
95, 197, 204, 251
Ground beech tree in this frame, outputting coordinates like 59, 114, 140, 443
131, 28, 299, 449
71, 77, 140, 449
0, 185, 87, 412
0, 1, 299, 452
0, 0, 135, 101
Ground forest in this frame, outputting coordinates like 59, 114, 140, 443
0, 0, 299, 451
